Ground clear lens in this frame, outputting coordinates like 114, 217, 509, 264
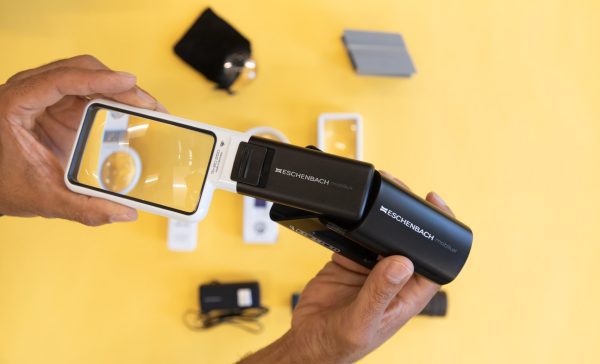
323, 119, 358, 159
71, 105, 215, 213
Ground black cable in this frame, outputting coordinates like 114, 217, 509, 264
183, 307, 269, 334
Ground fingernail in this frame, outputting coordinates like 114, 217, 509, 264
430, 192, 447, 207
115, 71, 136, 80
155, 101, 169, 113
386, 259, 412, 284
110, 213, 137, 223
136, 88, 157, 105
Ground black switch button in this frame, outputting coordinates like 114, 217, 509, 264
231, 142, 268, 186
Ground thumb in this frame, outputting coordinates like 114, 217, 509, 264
351, 256, 414, 324
55, 189, 138, 226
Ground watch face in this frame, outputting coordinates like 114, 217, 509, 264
100, 151, 138, 193
68, 105, 216, 214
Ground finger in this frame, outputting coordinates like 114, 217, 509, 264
387, 274, 440, 323
6, 55, 162, 111
5, 67, 137, 120
155, 101, 169, 113
317, 260, 370, 287
5, 54, 107, 84
332, 253, 372, 275
426, 191, 455, 217
351, 256, 413, 324
104, 86, 160, 110
55, 189, 138, 226
379, 170, 410, 190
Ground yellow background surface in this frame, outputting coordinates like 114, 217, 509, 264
1, 0, 599, 363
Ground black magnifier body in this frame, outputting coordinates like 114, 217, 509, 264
231, 136, 473, 285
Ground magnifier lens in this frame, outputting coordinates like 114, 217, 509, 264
69, 105, 216, 214
324, 119, 357, 159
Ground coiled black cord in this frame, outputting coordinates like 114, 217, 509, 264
183, 306, 269, 334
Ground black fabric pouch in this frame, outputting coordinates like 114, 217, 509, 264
174, 8, 251, 91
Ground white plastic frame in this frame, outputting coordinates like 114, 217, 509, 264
64, 99, 251, 222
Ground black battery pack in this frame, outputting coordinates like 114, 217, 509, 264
271, 172, 473, 285
199, 281, 261, 314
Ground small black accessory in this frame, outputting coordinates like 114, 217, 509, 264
174, 8, 255, 93
183, 281, 268, 333
291, 292, 301, 311
290, 291, 448, 317
419, 291, 448, 317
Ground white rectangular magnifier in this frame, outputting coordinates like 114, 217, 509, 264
65, 99, 248, 222
65, 99, 473, 285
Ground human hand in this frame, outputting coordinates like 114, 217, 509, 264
241, 189, 454, 364
0, 55, 164, 225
